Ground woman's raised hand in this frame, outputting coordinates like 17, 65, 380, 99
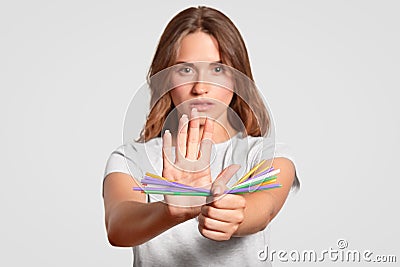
162, 108, 214, 216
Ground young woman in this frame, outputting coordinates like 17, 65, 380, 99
103, 6, 299, 266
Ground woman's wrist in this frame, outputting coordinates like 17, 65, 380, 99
162, 201, 201, 223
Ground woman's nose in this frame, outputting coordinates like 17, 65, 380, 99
191, 82, 208, 95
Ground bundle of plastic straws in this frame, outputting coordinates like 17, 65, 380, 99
132, 160, 282, 196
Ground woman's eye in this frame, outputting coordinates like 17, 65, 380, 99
179, 67, 193, 74
214, 66, 223, 73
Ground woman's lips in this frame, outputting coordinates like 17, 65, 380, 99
189, 101, 214, 112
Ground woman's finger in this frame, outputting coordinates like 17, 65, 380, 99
198, 117, 214, 166
201, 116, 214, 141
162, 129, 173, 169
198, 213, 233, 233
186, 108, 200, 160
198, 227, 230, 241
176, 114, 188, 163
201, 205, 245, 223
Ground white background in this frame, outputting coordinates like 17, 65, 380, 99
1, 0, 399, 266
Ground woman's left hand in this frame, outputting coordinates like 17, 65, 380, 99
198, 168, 246, 241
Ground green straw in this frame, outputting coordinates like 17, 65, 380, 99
143, 190, 211, 196
231, 176, 277, 190
233, 184, 282, 194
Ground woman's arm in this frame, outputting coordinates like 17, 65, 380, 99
233, 157, 296, 236
103, 172, 198, 247
103, 110, 230, 246
198, 157, 296, 240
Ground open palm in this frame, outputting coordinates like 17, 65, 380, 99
162, 108, 213, 208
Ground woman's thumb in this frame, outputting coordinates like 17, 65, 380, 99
211, 164, 241, 196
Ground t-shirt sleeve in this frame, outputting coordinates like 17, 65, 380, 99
274, 142, 300, 189
103, 144, 144, 181
252, 139, 300, 190
104, 146, 129, 177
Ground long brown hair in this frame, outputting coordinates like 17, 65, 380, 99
137, 6, 270, 142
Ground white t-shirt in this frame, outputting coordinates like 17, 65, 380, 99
104, 132, 299, 267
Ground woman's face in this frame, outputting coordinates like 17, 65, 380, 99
169, 31, 234, 123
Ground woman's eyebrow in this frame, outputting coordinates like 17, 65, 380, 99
174, 60, 222, 65
174, 61, 195, 66
209, 61, 223, 65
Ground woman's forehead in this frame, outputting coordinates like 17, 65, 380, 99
175, 31, 221, 63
